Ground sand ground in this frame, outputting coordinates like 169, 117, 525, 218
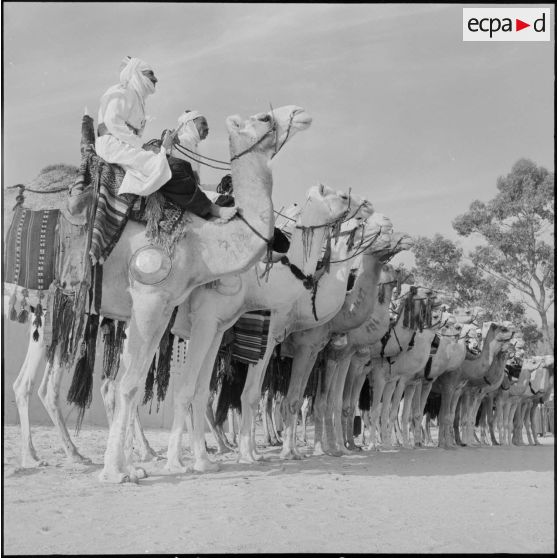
3, 424, 555, 555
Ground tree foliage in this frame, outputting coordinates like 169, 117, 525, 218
452, 159, 554, 351
411, 233, 544, 354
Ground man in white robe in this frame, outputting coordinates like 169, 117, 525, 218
95, 56, 172, 196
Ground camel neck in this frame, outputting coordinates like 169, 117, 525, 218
286, 222, 329, 277
330, 254, 384, 332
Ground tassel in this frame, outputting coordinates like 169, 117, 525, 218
17, 289, 29, 323
101, 318, 116, 380
155, 307, 178, 409
142, 356, 157, 407
67, 314, 99, 433
8, 291, 18, 321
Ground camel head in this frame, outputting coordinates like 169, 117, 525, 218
484, 322, 515, 364
226, 105, 312, 161
374, 230, 413, 263
438, 312, 462, 338
298, 183, 352, 228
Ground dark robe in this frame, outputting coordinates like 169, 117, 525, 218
159, 155, 213, 218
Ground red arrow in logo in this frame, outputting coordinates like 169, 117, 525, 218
516, 19, 530, 31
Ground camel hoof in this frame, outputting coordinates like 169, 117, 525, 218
68, 453, 92, 465
165, 460, 189, 474
98, 469, 131, 484
280, 449, 303, 461
193, 460, 220, 473
21, 457, 48, 468
325, 449, 344, 457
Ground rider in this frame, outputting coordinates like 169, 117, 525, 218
95, 56, 172, 196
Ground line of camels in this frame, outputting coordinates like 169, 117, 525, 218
8, 105, 555, 483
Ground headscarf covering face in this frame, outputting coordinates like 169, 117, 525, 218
177, 110, 205, 148
119, 56, 156, 99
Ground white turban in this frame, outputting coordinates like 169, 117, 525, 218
177, 110, 206, 151
119, 56, 156, 99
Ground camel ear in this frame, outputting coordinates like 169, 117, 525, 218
226, 115, 243, 133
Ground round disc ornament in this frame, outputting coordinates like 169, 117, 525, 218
129, 246, 172, 285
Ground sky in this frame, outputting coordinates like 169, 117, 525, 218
2, 2, 555, 274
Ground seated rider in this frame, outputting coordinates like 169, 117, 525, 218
95, 57, 235, 221
95, 56, 171, 197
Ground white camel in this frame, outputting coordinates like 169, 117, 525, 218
166, 185, 373, 471
8, 105, 313, 479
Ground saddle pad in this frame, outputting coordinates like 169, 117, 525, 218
231, 310, 271, 364
88, 152, 137, 265
4, 206, 59, 306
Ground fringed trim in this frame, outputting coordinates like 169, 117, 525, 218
8, 291, 18, 322
17, 288, 30, 323
155, 308, 178, 410
32, 292, 44, 342
100, 318, 127, 381
141, 308, 178, 411
66, 313, 100, 433
46, 286, 77, 366
144, 192, 189, 258
142, 356, 157, 410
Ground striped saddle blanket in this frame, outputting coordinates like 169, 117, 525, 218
228, 310, 272, 365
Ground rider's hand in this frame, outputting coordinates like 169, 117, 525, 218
213, 205, 238, 224
162, 129, 178, 151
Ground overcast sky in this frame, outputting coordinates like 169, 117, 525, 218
2, 2, 555, 269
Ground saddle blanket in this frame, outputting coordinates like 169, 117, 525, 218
4, 206, 59, 309
231, 310, 272, 364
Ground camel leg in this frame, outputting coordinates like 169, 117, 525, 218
100, 293, 173, 483
261, 391, 273, 446
379, 379, 398, 448
438, 374, 463, 449
300, 396, 311, 446
344, 360, 368, 451
313, 355, 339, 456
525, 402, 536, 446
280, 344, 318, 460
366, 364, 386, 450
167, 317, 222, 473
187, 334, 225, 473
399, 382, 417, 449
37, 350, 92, 464
512, 403, 526, 446
411, 381, 424, 447
271, 393, 283, 443
13, 323, 49, 467
385, 379, 407, 448
238, 341, 276, 463
328, 353, 353, 456
504, 400, 517, 446
530, 402, 542, 446
205, 392, 233, 454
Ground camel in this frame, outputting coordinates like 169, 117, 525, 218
509, 355, 554, 446
432, 320, 514, 449
390, 313, 466, 449
165, 185, 373, 471
211, 211, 397, 463
454, 335, 513, 447
273, 227, 411, 459
9, 106, 312, 476
351, 286, 439, 450
336, 264, 402, 451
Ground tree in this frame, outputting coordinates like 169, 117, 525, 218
411, 233, 544, 353
453, 159, 554, 352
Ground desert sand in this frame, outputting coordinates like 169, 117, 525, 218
3, 424, 554, 555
